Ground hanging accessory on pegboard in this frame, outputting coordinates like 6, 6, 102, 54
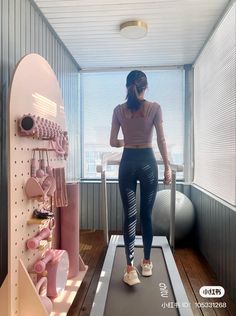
33, 208, 54, 219
18, 114, 69, 159
36, 150, 45, 178
46, 150, 52, 175
25, 149, 56, 201
25, 174, 45, 200
53, 167, 68, 207
31, 149, 36, 177
50, 131, 69, 158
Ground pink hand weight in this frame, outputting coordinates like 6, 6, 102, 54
27, 227, 51, 250
34, 249, 55, 274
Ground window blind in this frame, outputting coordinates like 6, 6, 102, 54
193, 3, 236, 205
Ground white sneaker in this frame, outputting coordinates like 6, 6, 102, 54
123, 268, 141, 286
141, 261, 153, 276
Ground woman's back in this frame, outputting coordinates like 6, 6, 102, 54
111, 101, 163, 147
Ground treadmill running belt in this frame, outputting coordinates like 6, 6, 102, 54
104, 246, 179, 316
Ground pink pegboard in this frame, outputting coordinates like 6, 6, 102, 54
8, 54, 66, 316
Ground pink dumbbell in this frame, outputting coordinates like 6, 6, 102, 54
34, 249, 55, 274
26, 227, 51, 250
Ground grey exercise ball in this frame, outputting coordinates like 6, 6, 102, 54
152, 189, 195, 241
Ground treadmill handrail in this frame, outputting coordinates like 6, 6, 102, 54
96, 158, 184, 173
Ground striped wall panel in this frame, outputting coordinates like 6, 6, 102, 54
191, 185, 236, 302
1, 0, 80, 182
80, 182, 185, 231
0, 0, 79, 286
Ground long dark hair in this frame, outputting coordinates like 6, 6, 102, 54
126, 70, 147, 111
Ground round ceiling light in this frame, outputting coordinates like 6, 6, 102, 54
120, 20, 148, 39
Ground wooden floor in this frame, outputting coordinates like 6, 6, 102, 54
68, 230, 236, 316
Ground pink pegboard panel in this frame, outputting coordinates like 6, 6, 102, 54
8, 54, 66, 316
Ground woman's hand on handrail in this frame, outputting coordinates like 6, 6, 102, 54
164, 165, 172, 185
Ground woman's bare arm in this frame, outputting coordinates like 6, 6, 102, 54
155, 122, 169, 167
110, 109, 124, 147
154, 104, 171, 184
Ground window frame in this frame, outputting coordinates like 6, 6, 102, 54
80, 66, 187, 181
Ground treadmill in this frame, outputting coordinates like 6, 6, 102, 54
92, 154, 193, 316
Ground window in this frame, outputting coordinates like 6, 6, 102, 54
193, 3, 236, 205
81, 69, 185, 179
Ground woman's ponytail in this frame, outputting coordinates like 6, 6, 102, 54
126, 70, 147, 111
126, 84, 140, 111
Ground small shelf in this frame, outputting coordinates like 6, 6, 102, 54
27, 218, 50, 225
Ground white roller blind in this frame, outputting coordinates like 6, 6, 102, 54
82, 69, 185, 179
194, 3, 236, 205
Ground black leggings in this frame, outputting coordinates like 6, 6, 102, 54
119, 148, 158, 265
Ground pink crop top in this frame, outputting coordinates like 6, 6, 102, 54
110, 101, 163, 147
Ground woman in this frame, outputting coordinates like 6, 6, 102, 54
110, 70, 171, 286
